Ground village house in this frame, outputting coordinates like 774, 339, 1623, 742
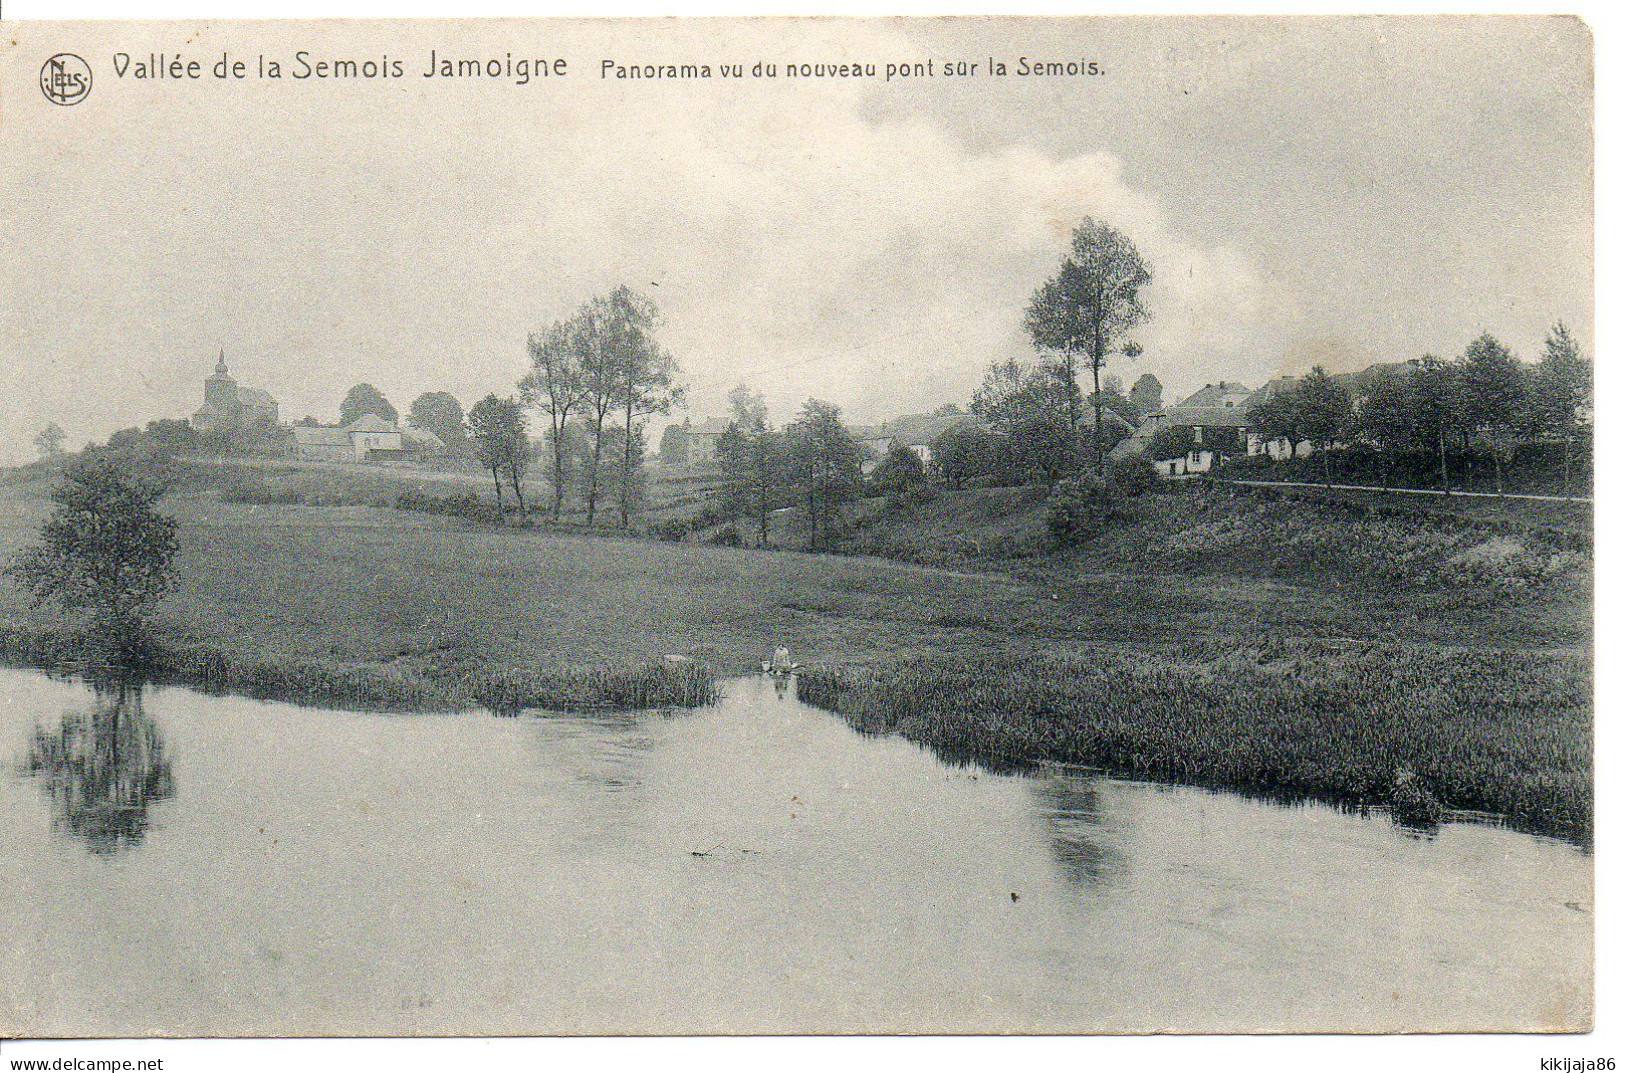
1113, 405, 1253, 476
851, 411, 970, 473
671, 416, 733, 469
1110, 378, 1317, 476
293, 413, 421, 463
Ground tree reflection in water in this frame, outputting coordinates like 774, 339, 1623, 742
1033, 769, 1124, 887
23, 679, 175, 855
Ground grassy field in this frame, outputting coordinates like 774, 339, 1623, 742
0, 456, 1592, 838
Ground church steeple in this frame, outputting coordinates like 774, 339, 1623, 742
215, 348, 229, 376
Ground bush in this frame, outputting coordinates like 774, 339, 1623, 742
1046, 475, 1117, 546
393, 490, 501, 524
869, 442, 928, 494
1107, 454, 1160, 497
650, 518, 692, 542
706, 524, 744, 547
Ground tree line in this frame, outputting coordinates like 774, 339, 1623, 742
1239, 325, 1591, 496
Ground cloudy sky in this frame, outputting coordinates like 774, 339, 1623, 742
0, 17, 1591, 462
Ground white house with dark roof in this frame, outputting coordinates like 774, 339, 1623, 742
293, 413, 410, 462
1112, 404, 1254, 476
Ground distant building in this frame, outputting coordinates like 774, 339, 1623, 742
293, 413, 409, 463
191, 350, 279, 433
1112, 405, 1253, 476
850, 411, 970, 472
675, 416, 734, 469
1178, 380, 1254, 410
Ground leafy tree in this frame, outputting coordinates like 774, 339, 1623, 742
1532, 322, 1592, 498
144, 418, 198, 450
714, 384, 785, 546
1459, 333, 1529, 497
407, 392, 468, 453
5, 450, 179, 643
1296, 366, 1354, 483
521, 319, 591, 519
1024, 217, 1153, 474
931, 423, 1012, 489
1128, 373, 1163, 419
467, 394, 530, 514
870, 441, 927, 494
108, 427, 145, 451
1246, 389, 1306, 460
563, 289, 666, 526
339, 383, 398, 427
785, 398, 861, 551
608, 287, 682, 529
1408, 355, 1466, 494
599, 424, 647, 524
1354, 367, 1416, 489
545, 420, 592, 514
1352, 367, 1430, 487
970, 358, 1078, 483
1146, 424, 1196, 463
34, 422, 67, 460
658, 423, 689, 466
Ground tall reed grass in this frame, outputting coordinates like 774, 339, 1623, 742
799, 643, 1591, 842
0, 624, 718, 716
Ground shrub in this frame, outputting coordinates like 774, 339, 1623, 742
1107, 453, 1160, 497
650, 518, 692, 542
706, 524, 745, 547
869, 442, 928, 494
1046, 475, 1117, 546
393, 490, 501, 524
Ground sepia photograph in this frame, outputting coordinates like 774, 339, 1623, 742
0, 11, 1596, 1045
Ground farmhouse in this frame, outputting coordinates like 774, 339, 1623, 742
851, 411, 970, 473
670, 416, 733, 469
1114, 405, 1253, 476
293, 414, 412, 462
1111, 378, 1316, 476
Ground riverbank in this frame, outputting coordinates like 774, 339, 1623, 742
0, 623, 717, 714
799, 644, 1592, 843
0, 463, 1590, 838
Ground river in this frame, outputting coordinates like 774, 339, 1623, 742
0, 667, 1590, 1036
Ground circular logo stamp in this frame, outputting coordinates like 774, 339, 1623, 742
40, 53, 92, 106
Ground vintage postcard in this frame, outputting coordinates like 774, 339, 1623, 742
0, 16, 1593, 1038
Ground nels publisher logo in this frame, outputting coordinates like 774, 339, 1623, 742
40, 53, 93, 106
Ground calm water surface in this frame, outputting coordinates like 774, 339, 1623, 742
0, 668, 1590, 1035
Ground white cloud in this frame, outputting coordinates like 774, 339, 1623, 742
2, 19, 1303, 458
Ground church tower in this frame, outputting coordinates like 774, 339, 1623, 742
203, 349, 240, 415
192, 348, 244, 433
